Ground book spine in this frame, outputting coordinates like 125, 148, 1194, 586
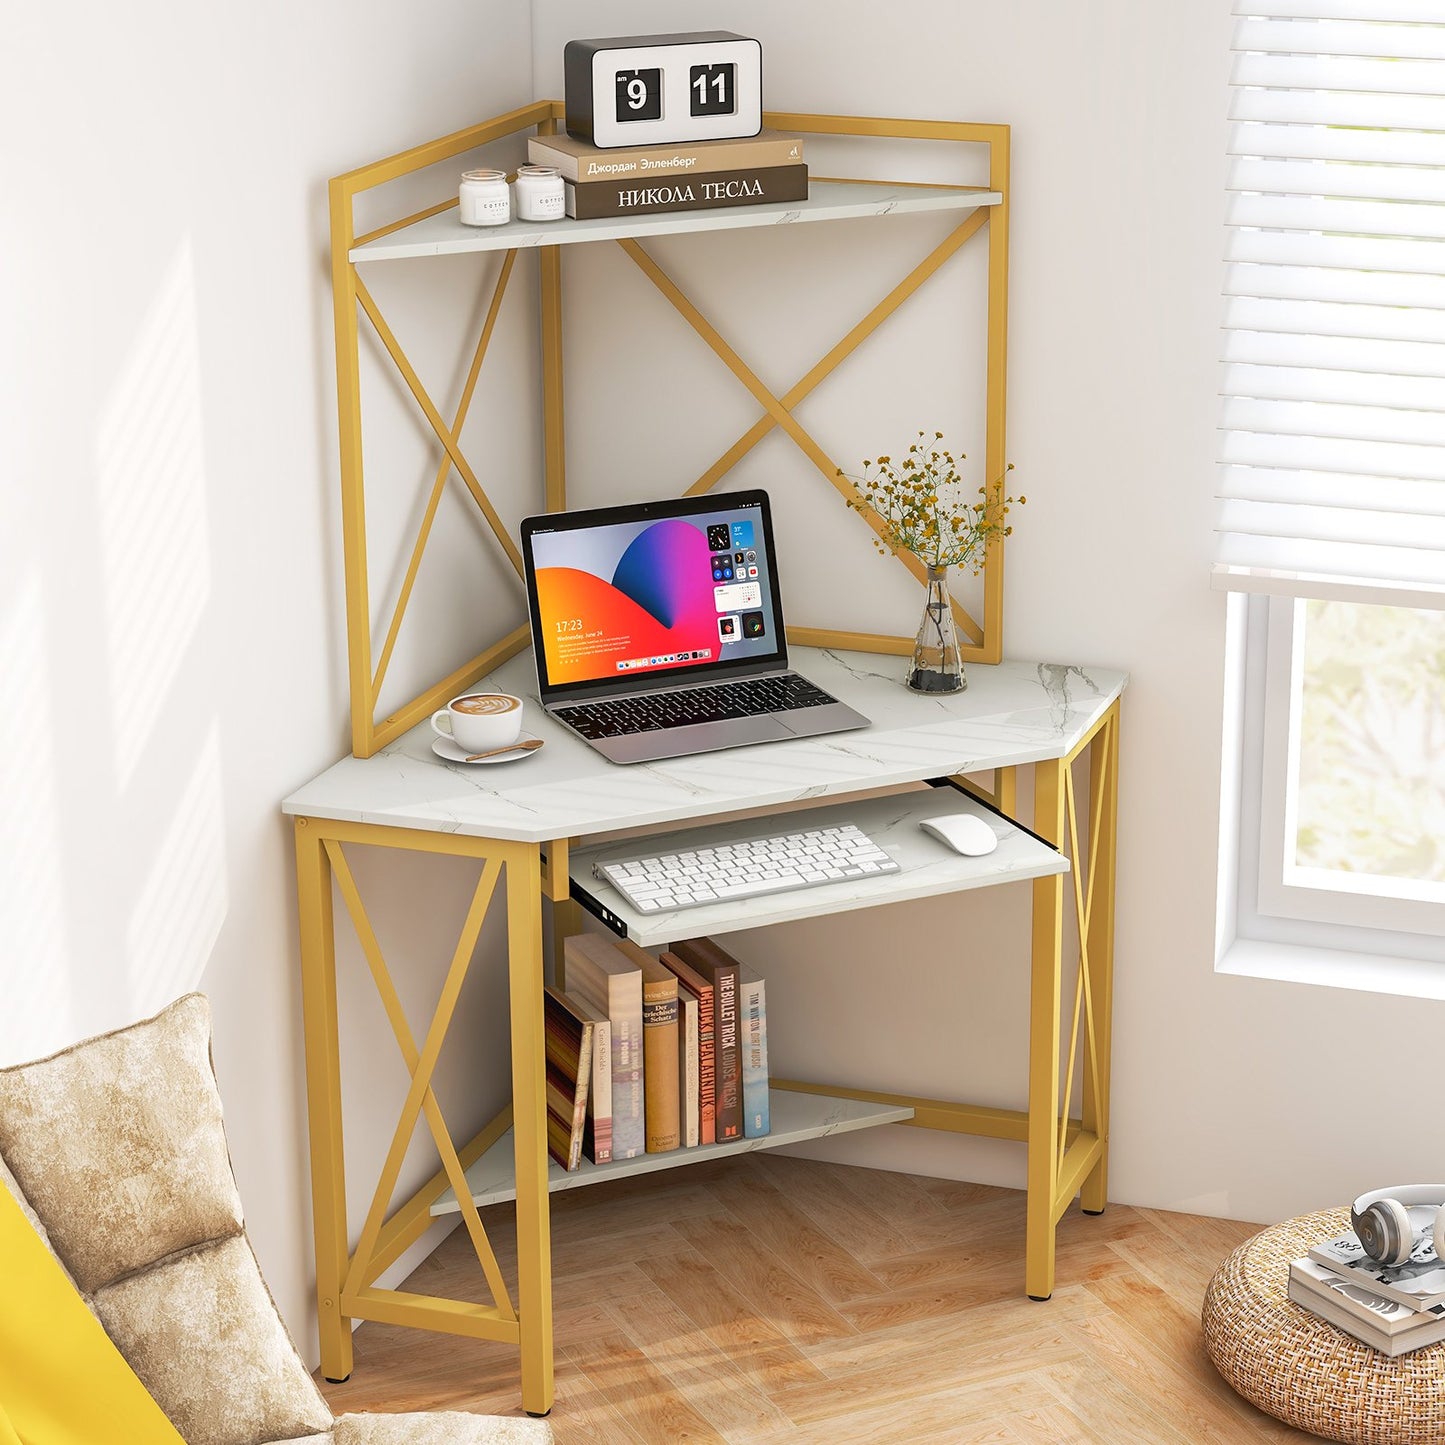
694, 983, 715, 1146
584, 1018, 612, 1165
568, 1022, 592, 1171
642, 981, 680, 1153
612, 976, 645, 1161
564, 164, 808, 221
679, 993, 699, 1148
713, 960, 742, 1142
739, 970, 769, 1139
660, 953, 715, 1146
529, 133, 804, 184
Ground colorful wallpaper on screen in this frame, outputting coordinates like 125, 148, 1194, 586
537, 519, 723, 685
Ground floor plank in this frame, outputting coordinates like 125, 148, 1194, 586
316, 1155, 1317, 1443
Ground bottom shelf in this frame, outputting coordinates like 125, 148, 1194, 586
430, 1088, 914, 1215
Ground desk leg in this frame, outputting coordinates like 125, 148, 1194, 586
294, 818, 354, 1383
1027, 760, 1065, 1301
508, 845, 554, 1417
1081, 703, 1119, 1215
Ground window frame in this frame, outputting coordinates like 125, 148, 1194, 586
1226, 594, 1445, 969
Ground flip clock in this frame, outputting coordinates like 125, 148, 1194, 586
564, 31, 764, 149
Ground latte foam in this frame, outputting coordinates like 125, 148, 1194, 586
452, 694, 519, 716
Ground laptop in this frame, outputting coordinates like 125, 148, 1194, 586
520, 491, 870, 764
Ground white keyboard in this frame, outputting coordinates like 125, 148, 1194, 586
593, 823, 901, 914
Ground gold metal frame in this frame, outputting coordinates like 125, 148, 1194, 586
293, 704, 1118, 1411
329, 102, 1010, 758
774, 700, 1120, 1301
301, 102, 1117, 1415
295, 816, 554, 1411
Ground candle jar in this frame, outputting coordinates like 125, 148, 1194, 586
458, 169, 510, 227
514, 164, 565, 222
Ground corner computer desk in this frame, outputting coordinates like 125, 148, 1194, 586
283, 645, 1125, 1416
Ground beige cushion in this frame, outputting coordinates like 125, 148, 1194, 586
334, 1414, 553, 1444
93, 1233, 332, 1445
0, 994, 243, 1293
0, 996, 552, 1445
0, 1147, 62, 1260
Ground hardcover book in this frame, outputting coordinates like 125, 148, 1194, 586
562, 934, 644, 1160
542, 987, 594, 1172
737, 962, 769, 1139
564, 164, 808, 221
529, 127, 804, 184
562, 989, 612, 1165
1289, 1261, 1445, 1356
670, 937, 742, 1142
638, 955, 681, 1153
660, 950, 715, 1145
677, 987, 700, 1148
1291, 1257, 1445, 1331
1308, 1230, 1445, 1313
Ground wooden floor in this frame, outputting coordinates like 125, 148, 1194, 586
318, 1154, 1314, 1443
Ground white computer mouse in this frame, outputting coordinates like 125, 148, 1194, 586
919, 812, 999, 857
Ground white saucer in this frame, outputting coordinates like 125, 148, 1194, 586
432, 732, 542, 765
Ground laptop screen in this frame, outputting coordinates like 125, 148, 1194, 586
521, 491, 787, 699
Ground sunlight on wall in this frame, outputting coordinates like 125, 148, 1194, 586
126, 720, 229, 1016
0, 573, 73, 1065
97, 240, 211, 786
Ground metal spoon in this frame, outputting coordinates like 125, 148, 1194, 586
464, 738, 545, 762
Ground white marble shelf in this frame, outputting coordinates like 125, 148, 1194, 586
281, 648, 1128, 845
430, 1090, 915, 1214
350, 180, 1003, 261
570, 787, 1066, 947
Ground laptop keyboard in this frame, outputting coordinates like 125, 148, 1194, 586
554, 673, 838, 740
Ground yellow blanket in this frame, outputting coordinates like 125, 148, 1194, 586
0, 1184, 184, 1444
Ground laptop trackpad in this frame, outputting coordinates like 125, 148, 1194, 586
600, 714, 794, 764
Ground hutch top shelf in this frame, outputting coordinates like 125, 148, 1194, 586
328, 102, 1012, 758
350, 179, 1003, 261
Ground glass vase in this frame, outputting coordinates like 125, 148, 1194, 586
907, 566, 965, 694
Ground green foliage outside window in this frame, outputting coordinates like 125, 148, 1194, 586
1295, 601, 1445, 884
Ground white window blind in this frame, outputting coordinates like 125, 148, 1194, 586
1215, 0, 1445, 607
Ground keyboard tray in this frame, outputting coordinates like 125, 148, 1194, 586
568, 785, 1068, 948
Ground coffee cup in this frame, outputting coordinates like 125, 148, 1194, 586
432, 692, 524, 754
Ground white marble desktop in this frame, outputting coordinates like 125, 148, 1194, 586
281, 647, 1127, 845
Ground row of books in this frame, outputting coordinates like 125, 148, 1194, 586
1289, 1227, 1445, 1357
527, 127, 809, 221
544, 932, 769, 1172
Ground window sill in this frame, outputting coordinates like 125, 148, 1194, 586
1218, 937, 1445, 1003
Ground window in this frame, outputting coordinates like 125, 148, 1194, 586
1216, 2, 1445, 976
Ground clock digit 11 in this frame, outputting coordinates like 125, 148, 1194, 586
689, 62, 735, 117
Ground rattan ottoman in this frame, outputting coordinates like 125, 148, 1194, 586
1203, 1208, 1445, 1445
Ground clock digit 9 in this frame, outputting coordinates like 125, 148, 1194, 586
614, 68, 662, 123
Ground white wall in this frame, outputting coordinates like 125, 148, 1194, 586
530, 0, 1445, 1224
0, 0, 536, 1357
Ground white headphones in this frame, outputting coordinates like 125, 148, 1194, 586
1351, 1185, 1445, 1267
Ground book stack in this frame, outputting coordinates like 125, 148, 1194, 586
1289, 1228, 1445, 1356
527, 128, 808, 221
560, 930, 769, 1163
